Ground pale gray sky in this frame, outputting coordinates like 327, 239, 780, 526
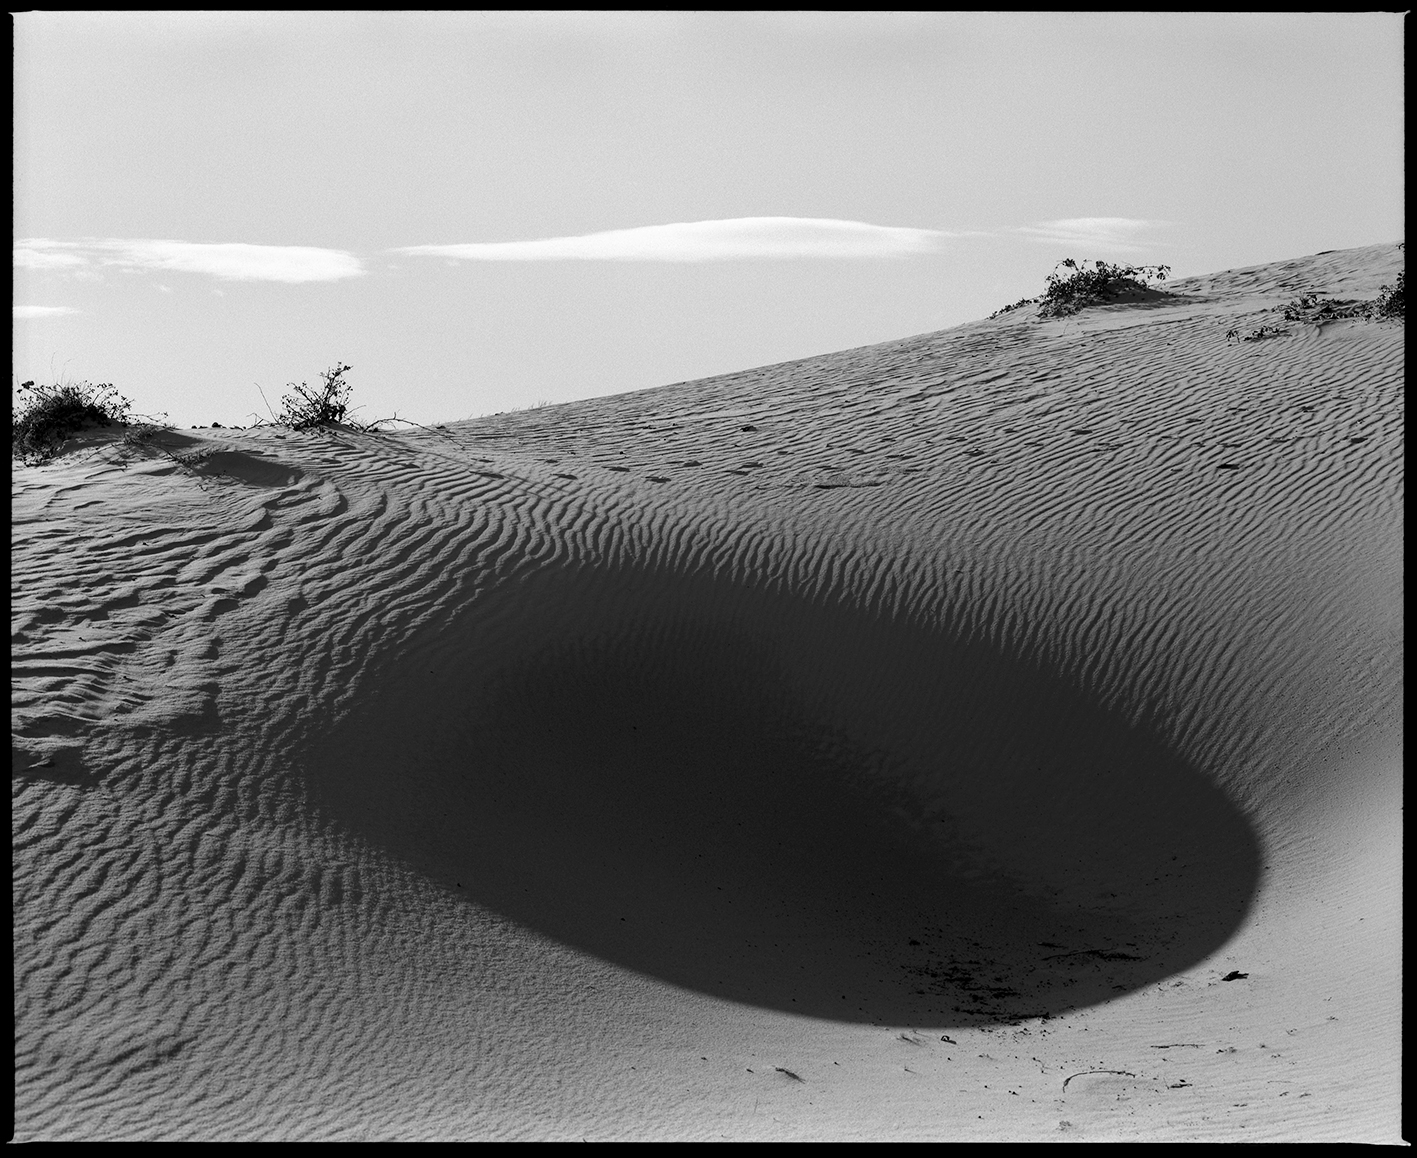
13, 12, 1405, 427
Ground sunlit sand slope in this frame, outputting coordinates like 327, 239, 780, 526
13, 243, 1402, 1141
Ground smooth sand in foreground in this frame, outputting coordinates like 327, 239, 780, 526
13, 244, 1402, 1140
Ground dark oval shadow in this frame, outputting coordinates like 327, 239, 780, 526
306, 557, 1261, 1027
197, 451, 303, 488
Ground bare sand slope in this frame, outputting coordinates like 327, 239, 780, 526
13, 244, 1402, 1141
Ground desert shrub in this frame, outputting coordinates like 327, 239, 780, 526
1282, 292, 1370, 324
1371, 269, 1404, 320
12, 379, 134, 463
1282, 293, 1324, 320
1036, 259, 1172, 318
277, 362, 357, 429
1279, 245, 1403, 325
991, 259, 1171, 320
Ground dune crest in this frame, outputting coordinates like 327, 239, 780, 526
13, 243, 1402, 1141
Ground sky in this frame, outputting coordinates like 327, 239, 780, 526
13, 12, 1405, 429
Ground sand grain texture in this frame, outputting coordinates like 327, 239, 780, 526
13, 244, 1402, 1141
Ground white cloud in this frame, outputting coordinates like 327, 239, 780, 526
11, 220, 1173, 289
112, 240, 365, 282
393, 217, 972, 262
14, 239, 364, 283
13, 305, 80, 318
1014, 218, 1168, 254
13, 245, 88, 271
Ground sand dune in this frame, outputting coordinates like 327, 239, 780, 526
12, 243, 1402, 1141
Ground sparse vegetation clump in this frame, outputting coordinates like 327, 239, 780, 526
1273, 247, 1403, 331
1371, 268, 1404, 320
276, 362, 358, 429
991, 258, 1172, 319
12, 380, 134, 464
15, 361, 385, 465
1281, 292, 1371, 325
1226, 324, 1290, 343
989, 294, 1037, 319
1036, 258, 1172, 318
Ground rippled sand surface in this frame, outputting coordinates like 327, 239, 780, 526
13, 243, 1402, 1140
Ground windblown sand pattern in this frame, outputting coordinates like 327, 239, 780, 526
13, 244, 1402, 1141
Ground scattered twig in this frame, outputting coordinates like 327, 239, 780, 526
1062, 1069, 1136, 1090
116, 424, 219, 481
255, 384, 279, 425
364, 412, 459, 440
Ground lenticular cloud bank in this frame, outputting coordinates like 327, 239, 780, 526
13, 243, 1402, 1142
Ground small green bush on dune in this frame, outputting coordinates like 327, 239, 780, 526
12, 380, 134, 464
276, 362, 358, 429
15, 361, 383, 464
1274, 243, 1402, 330
992, 258, 1172, 319
1372, 268, 1404, 321
1042, 258, 1171, 317
255, 362, 390, 432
